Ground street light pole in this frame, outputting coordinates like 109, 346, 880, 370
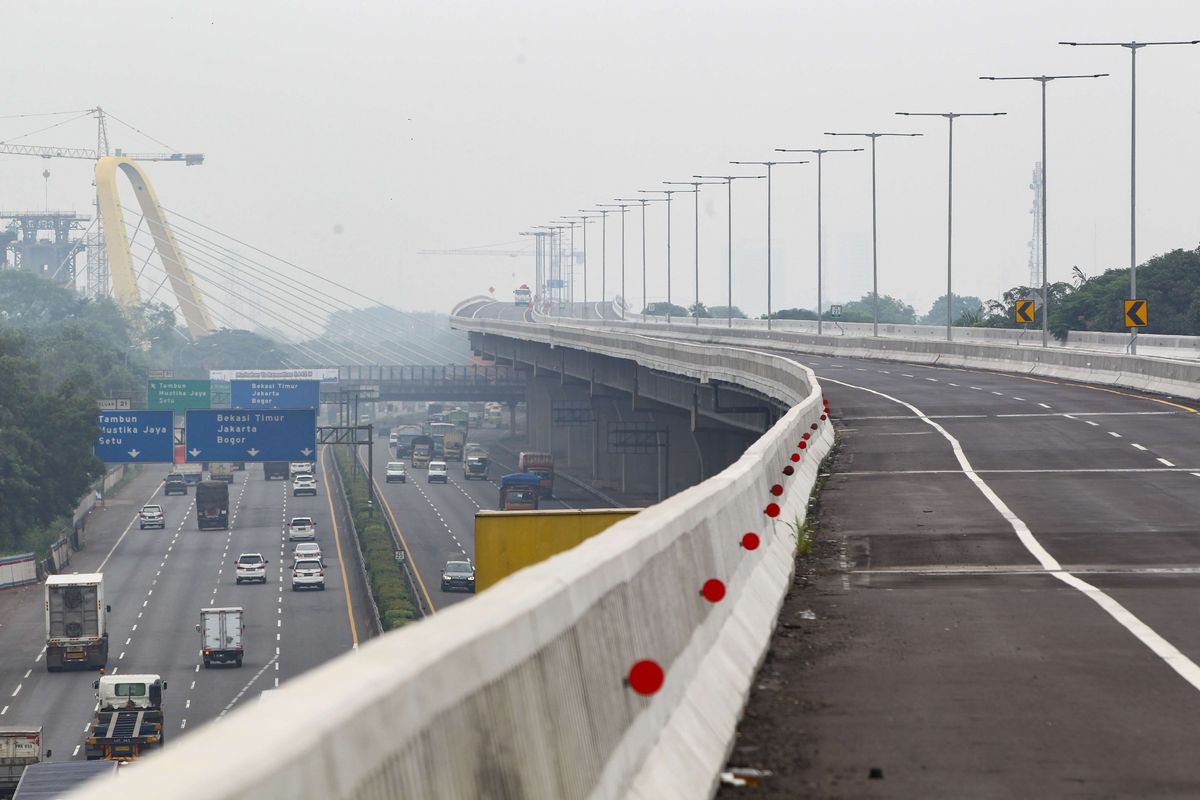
772, 149, 862, 335
979, 73, 1107, 348
639, 189, 680, 322
730, 161, 808, 330
823, 132, 922, 338
617, 197, 666, 319
893, 112, 1005, 340
693, 175, 766, 327
1060, 39, 1198, 354
598, 203, 634, 319
664, 180, 724, 325
563, 215, 595, 318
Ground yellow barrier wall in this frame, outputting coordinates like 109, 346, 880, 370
474, 508, 640, 591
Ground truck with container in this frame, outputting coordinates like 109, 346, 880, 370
485, 403, 504, 427
11, 760, 119, 799
45, 574, 109, 672
447, 408, 470, 434
0, 725, 42, 797
518, 452, 555, 498
464, 455, 489, 481
499, 473, 541, 511
443, 429, 466, 462
208, 462, 235, 483
197, 607, 244, 668
392, 425, 423, 458
84, 674, 166, 761
514, 284, 532, 306
263, 461, 289, 481
173, 444, 202, 485
196, 480, 230, 531
410, 436, 434, 469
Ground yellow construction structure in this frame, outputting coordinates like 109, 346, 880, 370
474, 508, 641, 591
95, 157, 215, 338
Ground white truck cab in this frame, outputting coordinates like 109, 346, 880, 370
94, 674, 166, 711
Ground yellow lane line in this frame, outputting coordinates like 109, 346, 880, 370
358, 452, 438, 615
1073, 383, 1199, 414
319, 446, 359, 649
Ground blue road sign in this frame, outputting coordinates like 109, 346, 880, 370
94, 410, 175, 463
547, 279, 566, 289
230, 379, 319, 410
184, 409, 316, 462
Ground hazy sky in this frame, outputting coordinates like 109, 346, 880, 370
3, 1, 1199, 319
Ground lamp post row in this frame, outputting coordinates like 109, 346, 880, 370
530, 39, 1195, 344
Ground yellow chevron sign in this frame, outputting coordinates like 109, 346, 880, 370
1124, 299, 1147, 328
1014, 299, 1035, 324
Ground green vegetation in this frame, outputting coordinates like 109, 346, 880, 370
0, 270, 292, 554
0, 329, 105, 554
920, 292, 985, 326
642, 302, 689, 317
333, 448, 419, 630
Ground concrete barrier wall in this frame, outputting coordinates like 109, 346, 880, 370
0, 553, 37, 590
70, 323, 833, 800
539, 315, 1200, 402
592, 310, 1200, 359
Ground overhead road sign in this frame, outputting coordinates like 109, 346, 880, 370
148, 379, 212, 411
1015, 299, 1035, 324
184, 409, 316, 462
94, 410, 174, 463
1124, 299, 1147, 328
547, 279, 566, 288
231, 380, 319, 410
210, 368, 339, 384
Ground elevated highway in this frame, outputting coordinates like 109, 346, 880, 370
64, 300, 1200, 798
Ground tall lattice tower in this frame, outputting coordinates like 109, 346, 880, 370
1027, 162, 1043, 290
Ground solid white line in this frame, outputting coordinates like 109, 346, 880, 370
98, 480, 164, 572
822, 374, 1200, 695
1158, 458, 1176, 467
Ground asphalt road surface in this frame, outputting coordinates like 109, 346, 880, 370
0, 449, 373, 761
368, 427, 608, 614
720, 350, 1200, 798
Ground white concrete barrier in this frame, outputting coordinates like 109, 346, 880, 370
70, 322, 833, 800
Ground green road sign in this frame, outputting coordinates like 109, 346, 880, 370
148, 379, 212, 411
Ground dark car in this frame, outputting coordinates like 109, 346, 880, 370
441, 560, 476, 594
164, 473, 188, 496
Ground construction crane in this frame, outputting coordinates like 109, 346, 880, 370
0, 107, 203, 164
0, 106, 214, 338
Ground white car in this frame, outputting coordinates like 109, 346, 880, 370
292, 474, 317, 497
427, 461, 448, 483
291, 558, 325, 590
292, 542, 323, 564
385, 461, 407, 483
289, 462, 314, 479
287, 517, 316, 541
235, 553, 268, 584
139, 504, 165, 530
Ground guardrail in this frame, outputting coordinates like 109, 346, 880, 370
523, 314, 1200, 402
70, 317, 833, 800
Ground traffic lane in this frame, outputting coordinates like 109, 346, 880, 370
1079, 409, 1200, 470
277, 448, 363, 680
778, 571, 1200, 798
5, 481, 193, 758
973, 471, 1200, 567
115, 474, 256, 741
369, 448, 474, 612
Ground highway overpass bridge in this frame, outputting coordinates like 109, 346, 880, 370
53, 298, 1200, 798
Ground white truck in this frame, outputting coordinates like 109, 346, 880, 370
0, 725, 41, 797
45, 574, 109, 672
12, 760, 119, 798
198, 607, 244, 668
85, 674, 166, 761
